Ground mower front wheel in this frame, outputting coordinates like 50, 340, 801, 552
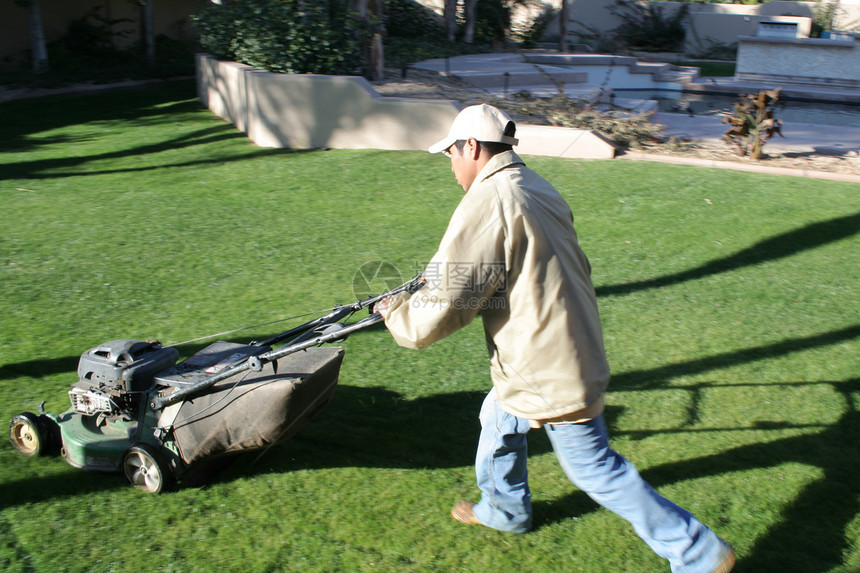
9, 412, 51, 456
123, 444, 172, 494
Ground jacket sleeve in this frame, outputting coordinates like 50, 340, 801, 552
384, 183, 507, 349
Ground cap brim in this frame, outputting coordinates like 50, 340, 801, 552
428, 135, 457, 154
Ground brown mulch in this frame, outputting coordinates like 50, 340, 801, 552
372, 68, 860, 178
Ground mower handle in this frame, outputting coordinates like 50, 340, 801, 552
149, 275, 423, 411
353, 273, 425, 311
254, 273, 423, 347
254, 304, 355, 348
149, 314, 383, 411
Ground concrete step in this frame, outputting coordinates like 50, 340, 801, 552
463, 69, 588, 89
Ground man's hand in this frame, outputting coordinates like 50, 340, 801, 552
374, 296, 393, 319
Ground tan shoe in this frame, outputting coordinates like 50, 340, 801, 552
712, 546, 736, 573
450, 500, 482, 526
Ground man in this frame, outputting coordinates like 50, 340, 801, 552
375, 104, 734, 573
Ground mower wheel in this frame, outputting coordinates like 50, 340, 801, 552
123, 444, 172, 494
9, 412, 47, 456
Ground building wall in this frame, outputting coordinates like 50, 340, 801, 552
0, 0, 204, 71
567, 0, 860, 55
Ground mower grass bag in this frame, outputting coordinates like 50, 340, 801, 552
156, 342, 344, 467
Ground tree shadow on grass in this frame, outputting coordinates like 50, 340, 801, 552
0, 123, 300, 182
595, 211, 860, 298
4, 379, 855, 572
611, 324, 860, 391
0, 81, 200, 154
1, 327, 858, 572
0, 462, 128, 504
2, 324, 856, 462
0, 78, 307, 182
527, 381, 859, 572
1, 260, 858, 568
0, 386, 514, 508
633, 378, 860, 573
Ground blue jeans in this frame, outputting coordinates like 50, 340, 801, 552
472, 389, 730, 573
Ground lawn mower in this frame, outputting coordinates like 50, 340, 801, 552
8, 276, 422, 493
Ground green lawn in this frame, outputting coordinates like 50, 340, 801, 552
1, 80, 858, 572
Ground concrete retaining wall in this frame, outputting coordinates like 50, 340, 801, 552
196, 53, 459, 152
737, 35, 860, 88
196, 54, 617, 159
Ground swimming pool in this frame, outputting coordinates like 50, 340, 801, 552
612, 89, 860, 127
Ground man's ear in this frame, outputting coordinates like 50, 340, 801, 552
466, 138, 481, 160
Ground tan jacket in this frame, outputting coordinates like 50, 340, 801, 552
384, 151, 610, 420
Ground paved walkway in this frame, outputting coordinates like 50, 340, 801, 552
655, 112, 860, 155
412, 52, 860, 166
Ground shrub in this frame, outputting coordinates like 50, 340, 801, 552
722, 88, 784, 159
472, 0, 513, 45
385, 0, 444, 40
811, 1, 840, 37
383, 0, 497, 70
46, 7, 135, 71
513, 6, 558, 48
609, 0, 688, 53
194, 0, 363, 75
6, 6, 196, 88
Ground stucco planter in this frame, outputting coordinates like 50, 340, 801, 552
196, 54, 617, 159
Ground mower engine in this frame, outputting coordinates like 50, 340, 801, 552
70, 340, 179, 419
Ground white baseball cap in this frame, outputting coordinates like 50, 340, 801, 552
428, 104, 519, 154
